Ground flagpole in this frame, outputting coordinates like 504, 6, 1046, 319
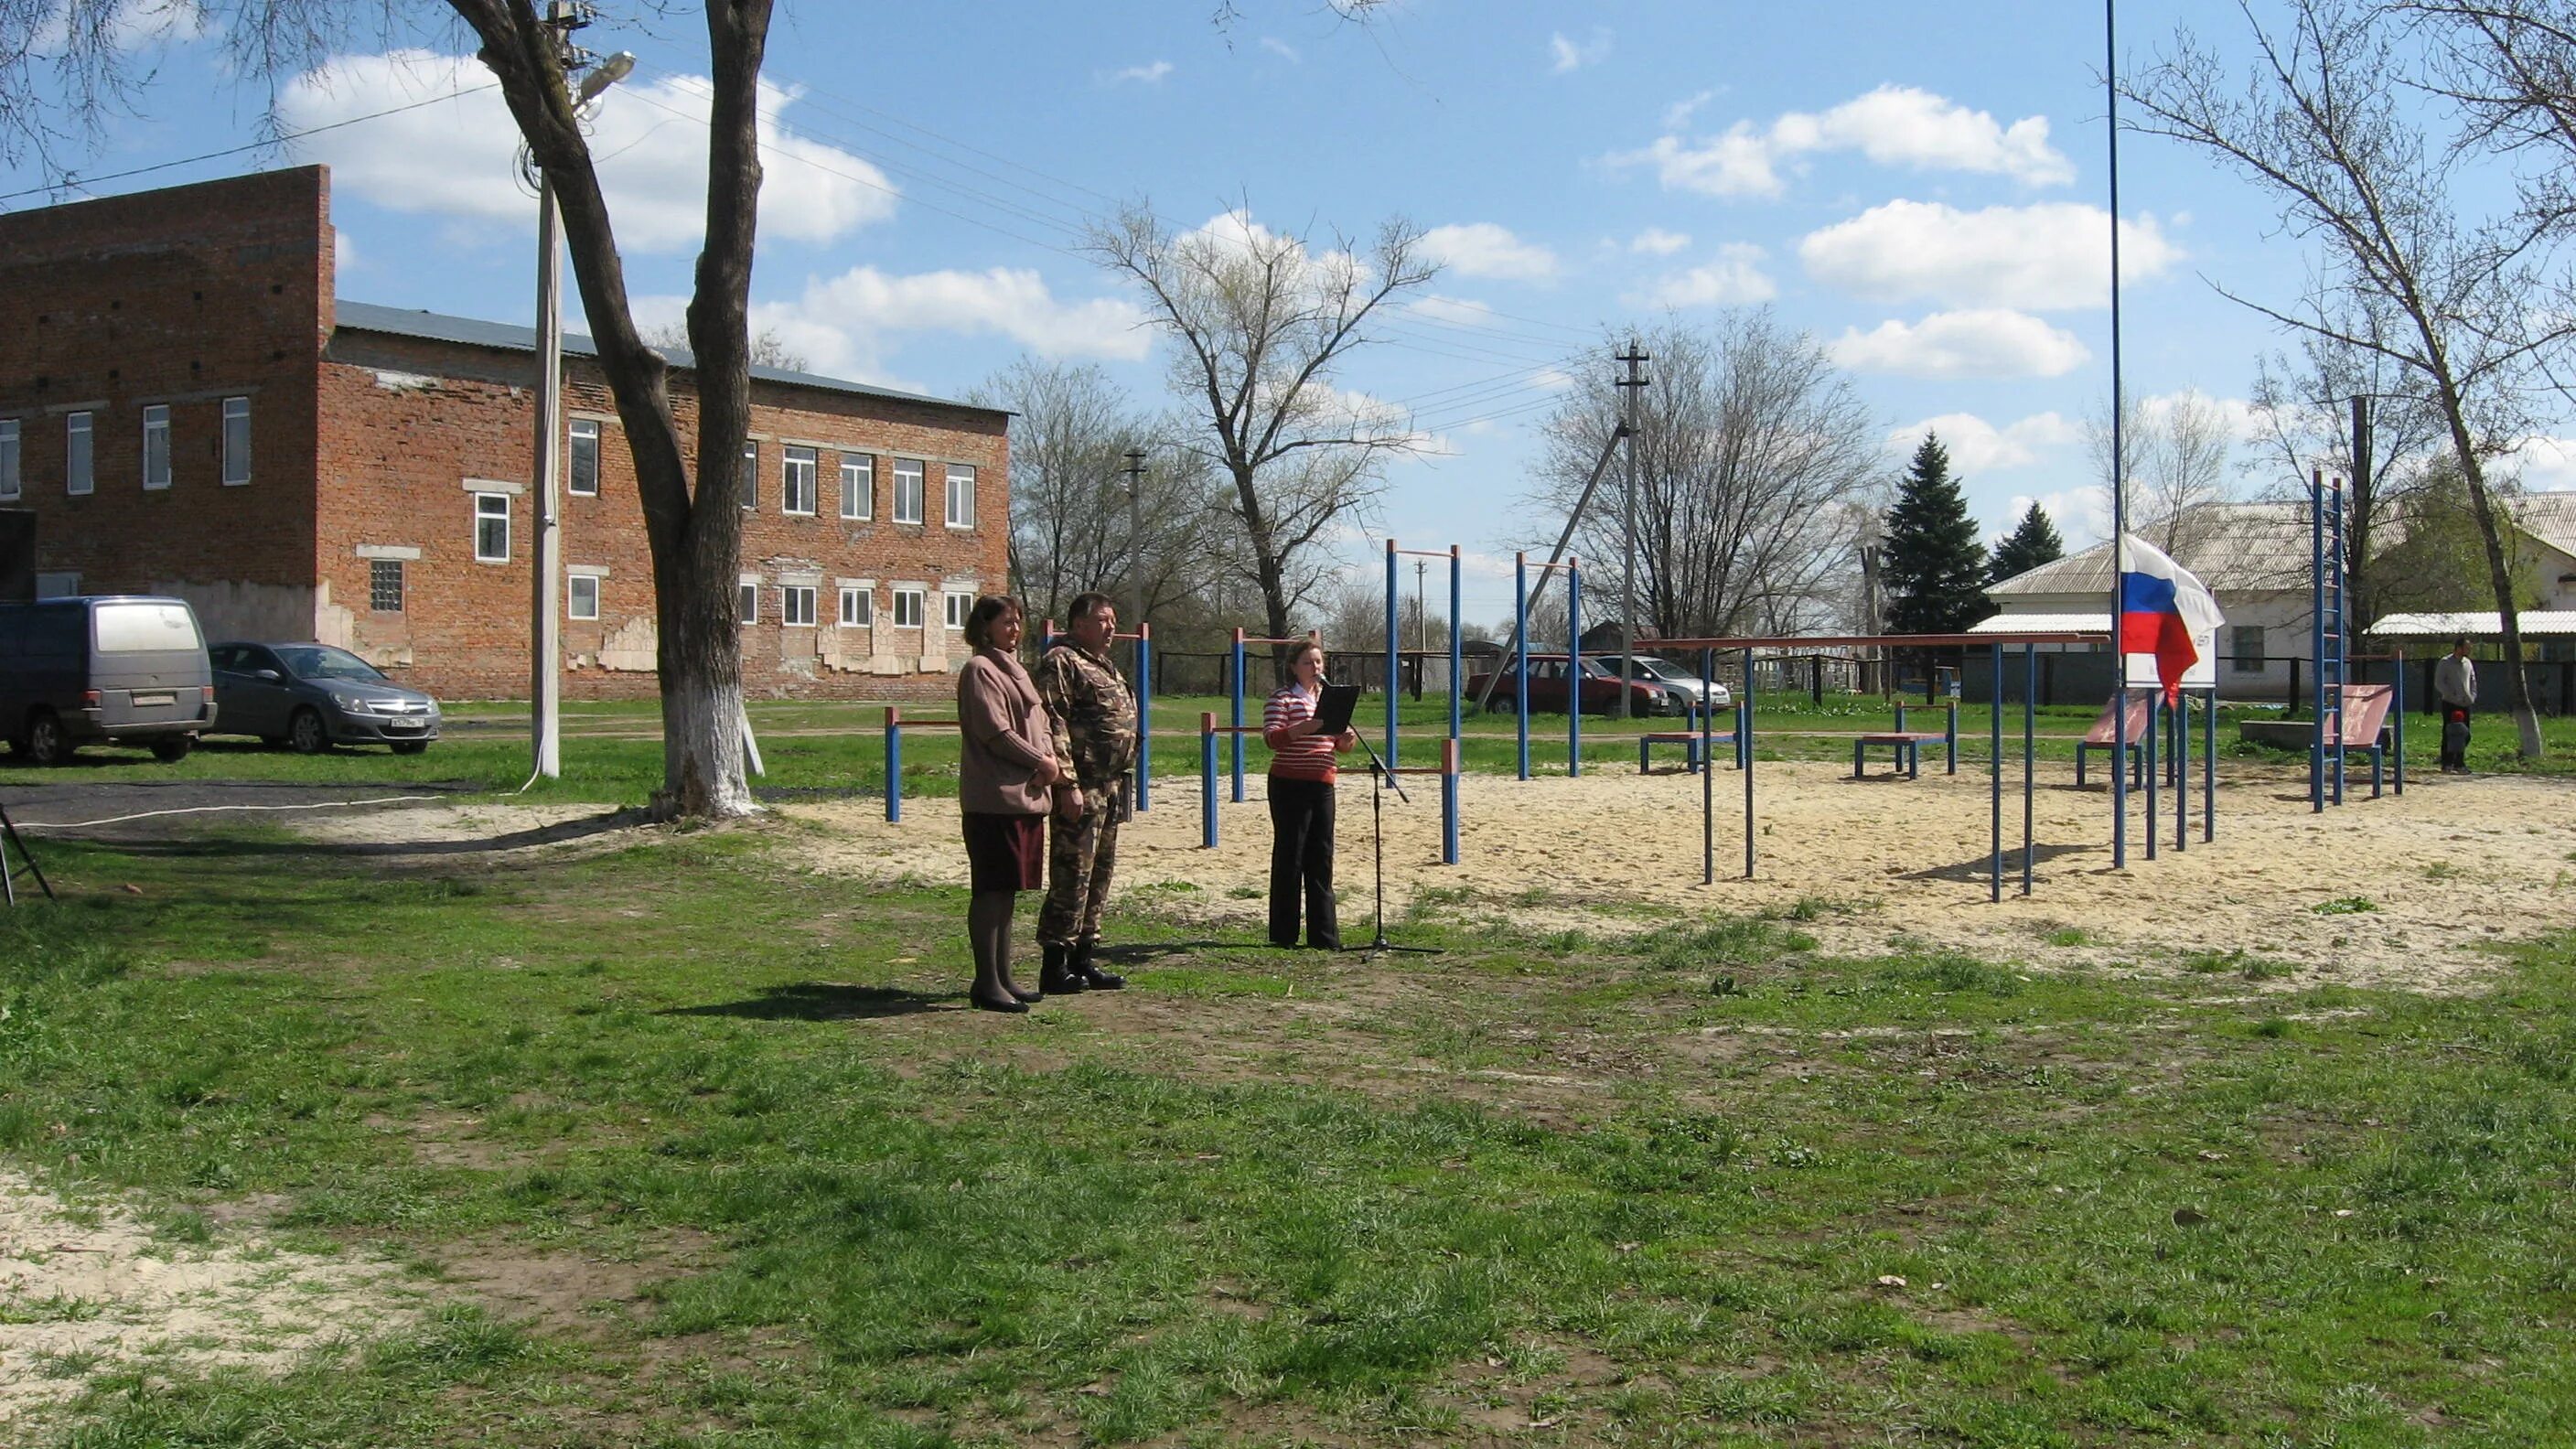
2106, 0, 2129, 871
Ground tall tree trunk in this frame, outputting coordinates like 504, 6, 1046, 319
2435, 372, 2543, 757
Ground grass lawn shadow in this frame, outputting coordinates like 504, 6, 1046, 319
661, 981, 955, 1021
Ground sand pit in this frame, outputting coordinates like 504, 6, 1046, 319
789, 759, 2576, 990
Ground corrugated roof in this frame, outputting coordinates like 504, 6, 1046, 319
330, 299, 1002, 414
2511, 491, 2576, 559
2372, 610, 2576, 637
1988, 501, 2314, 597
1970, 612, 2109, 634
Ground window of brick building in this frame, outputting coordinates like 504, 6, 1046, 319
840, 585, 873, 627
220, 397, 251, 486
2231, 625, 2266, 671
66, 412, 92, 496
473, 493, 510, 563
782, 585, 816, 627
738, 442, 757, 510
569, 573, 601, 620
0, 419, 19, 502
370, 560, 405, 612
782, 445, 817, 515
569, 419, 600, 496
892, 585, 924, 628
944, 590, 972, 630
892, 458, 925, 524
142, 405, 171, 490
945, 464, 976, 529
840, 453, 873, 520
738, 578, 758, 625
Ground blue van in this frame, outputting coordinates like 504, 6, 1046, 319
0, 596, 219, 764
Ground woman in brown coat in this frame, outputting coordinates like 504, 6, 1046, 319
954, 595, 1060, 1013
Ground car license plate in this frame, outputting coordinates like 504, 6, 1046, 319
386, 718, 424, 731
132, 692, 176, 707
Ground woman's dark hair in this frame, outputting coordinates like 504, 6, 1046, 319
962, 594, 1025, 649
1285, 638, 1324, 672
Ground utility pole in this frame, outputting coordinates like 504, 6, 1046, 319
1414, 557, 1428, 699
1614, 341, 1650, 719
1123, 448, 1147, 679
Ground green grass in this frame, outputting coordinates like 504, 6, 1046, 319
7, 827, 2576, 1443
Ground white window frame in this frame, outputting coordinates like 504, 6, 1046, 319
838, 585, 874, 628
1, 418, 22, 502
892, 458, 925, 525
738, 574, 760, 626
839, 453, 873, 520
944, 590, 973, 630
369, 558, 405, 613
65, 412, 92, 496
781, 584, 817, 628
220, 396, 251, 487
891, 585, 925, 629
944, 464, 976, 530
568, 573, 601, 621
142, 404, 171, 491
473, 492, 510, 564
738, 442, 757, 510
781, 445, 818, 516
568, 418, 601, 497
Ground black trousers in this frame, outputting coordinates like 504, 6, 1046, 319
2441, 708, 2472, 770
1267, 776, 1339, 949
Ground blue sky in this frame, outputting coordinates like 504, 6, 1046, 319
15, 0, 2568, 627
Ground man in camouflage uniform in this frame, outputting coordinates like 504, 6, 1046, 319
1035, 591, 1134, 993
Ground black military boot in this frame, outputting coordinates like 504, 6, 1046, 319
1039, 941, 1085, 995
1072, 938, 1125, 991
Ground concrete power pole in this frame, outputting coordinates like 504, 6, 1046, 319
1614, 342, 1650, 719
1123, 448, 1146, 680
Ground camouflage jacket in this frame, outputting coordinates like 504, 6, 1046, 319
1036, 642, 1137, 788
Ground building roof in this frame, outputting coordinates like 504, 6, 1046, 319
2511, 490, 2576, 560
1987, 501, 2314, 598
331, 299, 1003, 414
2372, 610, 2576, 637
1969, 612, 2109, 634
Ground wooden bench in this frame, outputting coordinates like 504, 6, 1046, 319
1639, 724, 1747, 774
2074, 692, 2157, 789
1852, 732, 1945, 778
2324, 682, 2399, 799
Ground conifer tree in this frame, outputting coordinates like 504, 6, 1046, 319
1882, 434, 1991, 636
1988, 500, 2066, 585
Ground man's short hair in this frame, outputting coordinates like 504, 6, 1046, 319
2455, 636, 2473, 650
1067, 591, 1118, 625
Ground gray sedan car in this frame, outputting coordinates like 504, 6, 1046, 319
209, 642, 441, 754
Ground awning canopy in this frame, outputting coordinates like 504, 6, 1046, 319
2372, 610, 2576, 638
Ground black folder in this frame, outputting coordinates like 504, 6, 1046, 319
1310, 682, 1363, 736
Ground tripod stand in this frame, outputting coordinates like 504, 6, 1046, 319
1347, 734, 1441, 961
0, 798, 55, 907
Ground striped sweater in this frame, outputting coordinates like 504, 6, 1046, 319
1263, 684, 1341, 783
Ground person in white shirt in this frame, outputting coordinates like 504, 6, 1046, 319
2434, 636, 2478, 774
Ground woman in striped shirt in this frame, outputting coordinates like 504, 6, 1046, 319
1263, 639, 1358, 949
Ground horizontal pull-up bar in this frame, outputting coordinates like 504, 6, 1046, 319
1389, 547, 1457, 560
1644, 631, 2103, 650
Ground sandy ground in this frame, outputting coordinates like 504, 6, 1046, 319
788, 759, 2576, 990
0, 1171, 418, 1428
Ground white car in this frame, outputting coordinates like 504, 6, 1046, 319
1594, 654, 1734, 711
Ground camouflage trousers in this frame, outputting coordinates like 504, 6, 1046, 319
1038, 803, 1120, 947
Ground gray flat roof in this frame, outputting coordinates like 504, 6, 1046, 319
332, 299, 1002, 415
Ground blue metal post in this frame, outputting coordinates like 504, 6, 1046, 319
1946, 698, 1959, 776
1200, 714, 1218, 848
1991, 642, 2003, 902
1384, 537, 1400, 768
2023, 644, 2036, 895
1701, 646, 1716, 885
2144, 692, 2159, 861
884, 707, 903, 823
1567, 559, 1583, 778
1742, 647, 1755, 879
2313, 472, 2326, 812
2175, 689, 2188, 853
2204, 681, 2216, 843
2393, 651, 2407, 795
1514, 553, 1531, 779
1135, 623, 1153, 812
1448, 544, 1464, 754
1440, 737, 1459, 865
2333, 479, 2348, 807
1229, 628, 1247, 803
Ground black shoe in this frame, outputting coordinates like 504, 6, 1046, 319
971, 989, 1029, 1014
1072, 939, 1125, 991
1005, 979, 1043, 1004
1039, 941, 1085, 995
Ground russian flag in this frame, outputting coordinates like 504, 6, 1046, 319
2118, 533, 2226, 703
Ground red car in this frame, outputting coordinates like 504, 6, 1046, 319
1466, 654, 1682, 715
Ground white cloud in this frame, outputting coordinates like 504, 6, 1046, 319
30, 0, 207, 54
1885, 412, 2085, 476
1613, 84, 2073, 199
280, 51, 897, 253
1799, 200, 2180, 310
1629, 227, 1690, 256
1421, 222, 1559, 282
1106, 59, 1175, 85
1260, 36, 1301, 62
330, 225, 360, 274
1549, 28, 1613, 72
1831, 309, 2090, 379
1661, 90, 1718, 132
1633, 243, 1776, 308
2508, 435, 2576, 490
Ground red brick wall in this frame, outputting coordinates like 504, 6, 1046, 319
0, 167, 328, 634
317, 331, 1011, 703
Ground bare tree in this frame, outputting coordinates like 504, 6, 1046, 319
2084, 392, 2236, 555
2122, 0, 2565, 755
640, 319, 810, 374
969, 360, 1224, 632
8, 0, 787, 811
1089, 202, 1439, 646
1529, 313, 1878, 644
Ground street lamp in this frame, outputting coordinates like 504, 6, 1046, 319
529, 39, 633, 779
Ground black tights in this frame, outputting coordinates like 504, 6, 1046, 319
969, 890, 1021, 1002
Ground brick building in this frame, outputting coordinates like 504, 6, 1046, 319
0, 166, 1010, 701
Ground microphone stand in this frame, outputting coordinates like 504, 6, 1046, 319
1345, 715, 1441, 961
